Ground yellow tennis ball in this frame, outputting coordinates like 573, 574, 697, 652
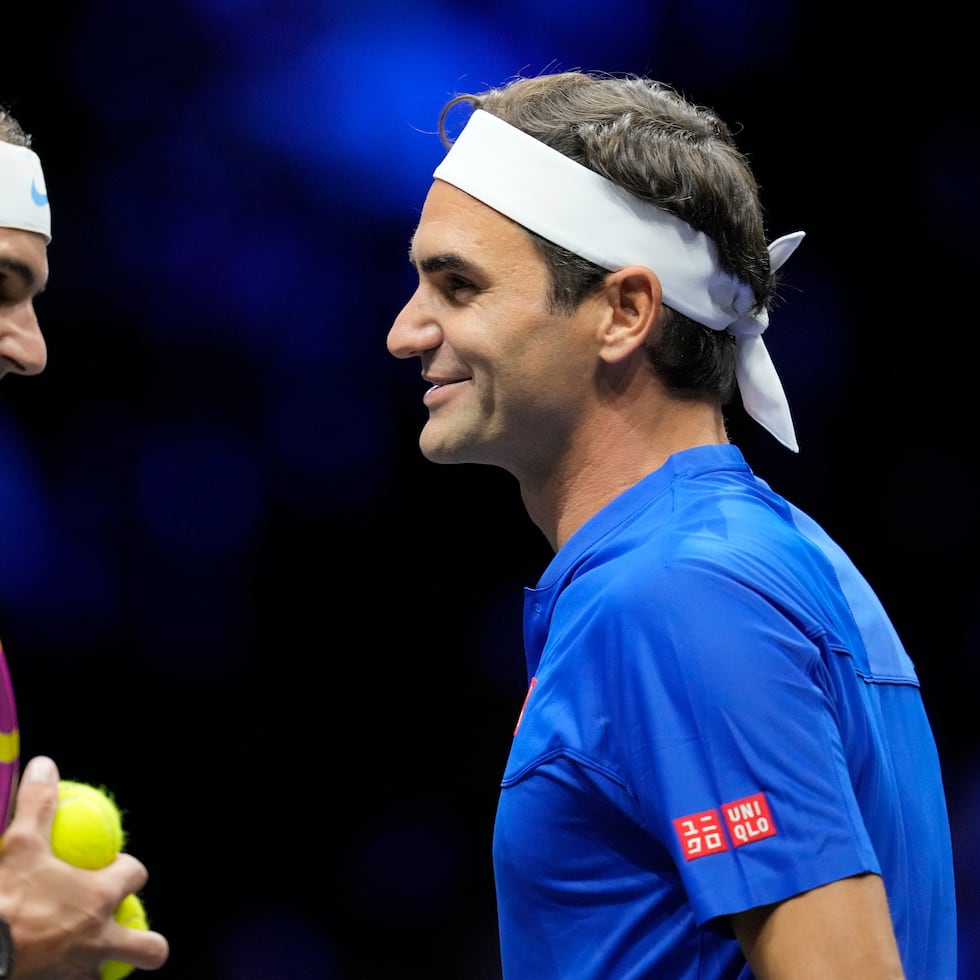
100, 893, 148, 980
50, 780, 124, 870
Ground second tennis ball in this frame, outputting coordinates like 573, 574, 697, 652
101, 893, 149, 980
51, 780, 125, 869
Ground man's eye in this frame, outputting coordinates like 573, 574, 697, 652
446, 275, 476, 298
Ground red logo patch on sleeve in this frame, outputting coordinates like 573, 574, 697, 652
672, 808, 729, 861
722, 792, 777, 847
513, 677, 537, 735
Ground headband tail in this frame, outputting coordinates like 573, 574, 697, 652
736, 335, 799, 452
768, 231, 805, 272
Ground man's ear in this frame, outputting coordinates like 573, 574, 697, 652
597, 266, 662, 364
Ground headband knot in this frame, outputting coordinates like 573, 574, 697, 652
725, 233, 805, 451
729, 310, 768, 341
433, 109, 805, 451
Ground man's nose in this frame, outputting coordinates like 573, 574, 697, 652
2, 304, 48, 375
387, 292, 442, 360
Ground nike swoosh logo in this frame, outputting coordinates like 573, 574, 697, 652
31, 180, 48, 206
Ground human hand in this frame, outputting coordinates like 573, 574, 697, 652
0, 755, 170, 979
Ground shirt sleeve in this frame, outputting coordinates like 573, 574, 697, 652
592, 559, 880, 925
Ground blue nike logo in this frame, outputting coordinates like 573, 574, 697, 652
31, 180, 48, 207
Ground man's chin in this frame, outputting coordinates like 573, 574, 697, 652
419, 426, 481, 465
420, 441, 465, 465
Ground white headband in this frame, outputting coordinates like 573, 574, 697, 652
0, 141, 51, 243
433, 109, 804, 452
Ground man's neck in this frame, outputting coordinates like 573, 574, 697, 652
518, 399, 728, 552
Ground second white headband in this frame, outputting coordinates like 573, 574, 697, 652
0, 141, 51, 243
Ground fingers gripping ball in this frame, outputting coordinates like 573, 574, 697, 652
50, 780, 125, 869
50, 781, 147, 980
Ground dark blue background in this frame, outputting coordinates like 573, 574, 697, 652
1, 2, 976, 976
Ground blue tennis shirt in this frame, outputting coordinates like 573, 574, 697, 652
494, 444, 956, 979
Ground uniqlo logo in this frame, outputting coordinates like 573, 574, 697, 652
673, 809, 729, 861
723, 792, 777, 847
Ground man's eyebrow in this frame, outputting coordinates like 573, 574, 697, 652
0, 255, 44, 293
406, 241, 472, 277
420, 252, 470, 275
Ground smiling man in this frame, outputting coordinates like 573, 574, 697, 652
388, 71, 957, 979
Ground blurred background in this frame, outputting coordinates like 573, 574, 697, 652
0, 1, 976, 976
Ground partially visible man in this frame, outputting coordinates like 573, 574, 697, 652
388, 71, 957, 978
0, 107, 170, 978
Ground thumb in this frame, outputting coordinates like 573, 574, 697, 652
9, 755, 60, 836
